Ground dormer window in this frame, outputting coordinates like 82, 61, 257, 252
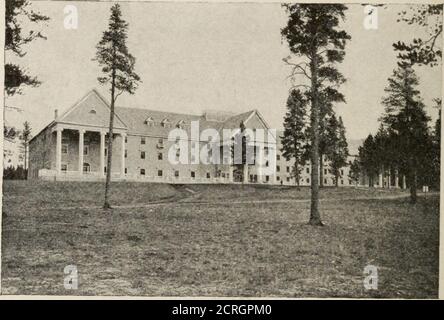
176, 120, 186, 129
89, 108, 96, 114
161, 118, 171, 128
144, 117, 154, 126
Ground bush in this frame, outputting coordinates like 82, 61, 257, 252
3, 165, 27, 180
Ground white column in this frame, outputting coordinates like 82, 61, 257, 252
100, 131, 106, 177
378, 172, 383, 188
56, 128, 63, 174
403, 175, 407, 189
121, 133, 126, 178
395, 170, 399, 188
78, 129, 85, 175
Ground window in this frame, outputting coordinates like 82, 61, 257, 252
175, 170, 179, 178
125, 136, 128, 143
306, 167, 309, 174
341, 169, 344, 176
176, 120, 186, 129
157, 170, 163, 177
286, 166, 290, 173
141, 137, 146, 145
324, 169, 327, 175
140, 168, 145, 175
265, 175, 270, 182
276, 176, 280, 181
206, 172, 210, 179
306, 178, 310, 183
104, 166, 107, 173
158, 153, 163, 160
265, 160, 269, 167
276, 165, 280, 172
125, 168, 128, 174
324, 178, 327, 184
83, 163, 90, 173
62, 144, 68, 154
191, 171, 195, 178
140, 151, 145, 159
83, 145, 89, 156
104, 148, 107, 156
157, 138, 164, 149
341, 180, 344, 185
61, 164, 68, 172
264, 147, 269, 155
144, 117, 154, 126
89, 109, 96, 114
277, 155, 280, 161
287, 177, 290, 182
125, 149, 128, 158
161, 119, 171, 128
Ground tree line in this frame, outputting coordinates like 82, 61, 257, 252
351, 4, 442, 204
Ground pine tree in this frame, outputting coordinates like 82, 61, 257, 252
358, 134, 379, 187
5, 0, 49, 96
20, 121, 32, 174
381, 65, 430, 203
94, 4, 141, 209
282, 4, 350, 226
330, 116, 348, 186
281, 89, 308, 187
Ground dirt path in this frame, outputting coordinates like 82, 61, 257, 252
50, 190, 438, 211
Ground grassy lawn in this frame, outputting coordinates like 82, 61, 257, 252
1, 180, 439, 297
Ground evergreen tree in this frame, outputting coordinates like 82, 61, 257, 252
393, 5, 442, 67
20, 121, 32, 173
330, 116, 348, 186
381, 65, 430, 203
358, 134, 379, 187
282, 4, 350, 225
5, 0, 49, 96
281, 89, 308, 187
94, 4, 141, 209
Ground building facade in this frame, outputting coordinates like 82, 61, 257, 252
29, 89, 399, 188
28, 90, 278, 183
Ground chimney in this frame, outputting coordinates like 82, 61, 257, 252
54, 109, 58, 120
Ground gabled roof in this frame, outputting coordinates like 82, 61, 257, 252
30, 89, 272, 143
57, 89, 127, 129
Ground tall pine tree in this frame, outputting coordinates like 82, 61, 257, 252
381, 65, 430, 203
282, 4, 350, 225
94, 4, 141, 209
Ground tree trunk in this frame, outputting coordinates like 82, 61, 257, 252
104, 69, 116, 209
294, 161, 300, 188
24, 140, 28, 173
319, 153, 324, 188
409, 170, 417, 204
308, 54, 323, 226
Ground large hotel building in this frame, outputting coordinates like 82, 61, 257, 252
28, 89, 365, 187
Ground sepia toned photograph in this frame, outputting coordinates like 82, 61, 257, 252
1, 0, 442, 299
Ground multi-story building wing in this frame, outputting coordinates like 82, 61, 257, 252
28, 90, 278, 183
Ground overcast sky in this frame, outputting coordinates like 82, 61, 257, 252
5, 1, 442, 141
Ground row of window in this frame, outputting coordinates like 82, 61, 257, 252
275, 165, 346, 176
275, 176, 352, 185
62, 144, 90, 155
139, 169, 216, 179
